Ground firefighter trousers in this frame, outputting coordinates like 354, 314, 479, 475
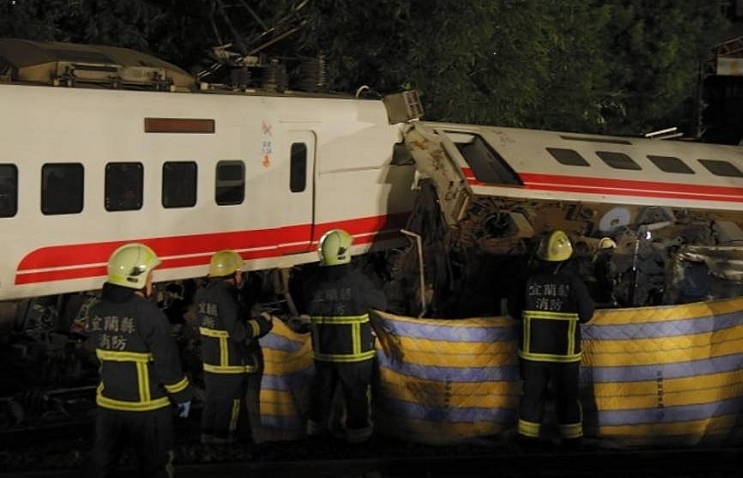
88, 406, 174, 478
309, 359, 373, 432
201, 372, 250, 442
518, 359, 583, 439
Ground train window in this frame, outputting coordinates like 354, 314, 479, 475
215, 160, 245, 205
163, 161, 197, 208
546, 148, 590, 167
444, 131, 521, 185
0, 164, 17, 218
290, 143, 307, 193
41, 163, 84, 215
647, 155, 694, 174
596, 151, 641, 170
698, 159, 743, 177
105, 162, 143, 211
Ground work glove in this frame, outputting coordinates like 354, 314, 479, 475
248, 312, 274, 338
177, 401, 191, 418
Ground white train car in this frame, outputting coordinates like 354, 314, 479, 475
0, 39, 416, 305
430, 123, 743, 210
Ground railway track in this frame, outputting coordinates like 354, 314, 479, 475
174, 448, 742, 478
4, 449, 743, 478
1, 430, 741, 478
1, 388, 741, 478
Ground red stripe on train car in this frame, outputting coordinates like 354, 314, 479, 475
520, 173, 743, 202
461, 168, 743, 203
15, 214, 408, 285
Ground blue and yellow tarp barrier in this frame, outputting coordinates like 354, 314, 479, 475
249, 321, 315, 443
582, 298, 743, 447
250, 297, 743, 447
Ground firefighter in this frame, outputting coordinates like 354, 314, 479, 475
193, 249, 273, 445
301, 229, 387, 444
592, 237, 618, 306
507, 230, 595, 450
86, 243, 193, 478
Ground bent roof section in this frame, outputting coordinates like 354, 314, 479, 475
0, 38, 196, 90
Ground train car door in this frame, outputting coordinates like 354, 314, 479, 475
278, 129, 316, 255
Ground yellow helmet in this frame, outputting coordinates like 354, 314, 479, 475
208, 250, 244, 277
318, 229, 353, 266
107, 243, 161, 289
537, 230, 573, 262
598, 237, 617, 250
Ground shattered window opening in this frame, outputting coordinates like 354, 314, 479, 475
444, 131, 520, 185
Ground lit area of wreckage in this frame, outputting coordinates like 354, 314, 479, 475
381, 99, 743, 318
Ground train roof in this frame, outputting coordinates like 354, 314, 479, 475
0, 38, 196, 90
0, 39, 376, 101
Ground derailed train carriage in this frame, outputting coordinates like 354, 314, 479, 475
390, 118, 743, 317
1, 39, 743, 445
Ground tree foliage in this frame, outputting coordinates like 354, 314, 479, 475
0, 0, 730, 136
600, 0, 729, 135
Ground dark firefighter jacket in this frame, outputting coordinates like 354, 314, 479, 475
86, 283, 193, 412
508, 261, 595, 363
302, 264, 387, 363
193, 279, 272, 374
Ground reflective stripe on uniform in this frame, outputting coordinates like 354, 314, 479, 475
96, 393, 171, 411
95, 350, 172, 412
520, 310, 581, 363
164, 376, 190, 394
96, 349, 153, 362
517, 419, 541, 438
203, 363, 257, 373
229, 399, 240, 434
310, 315, 370, 325
309, 314, 374, 363
199, 326, 257, 374
312, 350, 376, 363
517, 350, 582, 362
559, 422, 583, 439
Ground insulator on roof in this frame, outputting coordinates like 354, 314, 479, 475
229, 67, 252, 90
299, 56, 326, 93
261, 59, 287, 92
